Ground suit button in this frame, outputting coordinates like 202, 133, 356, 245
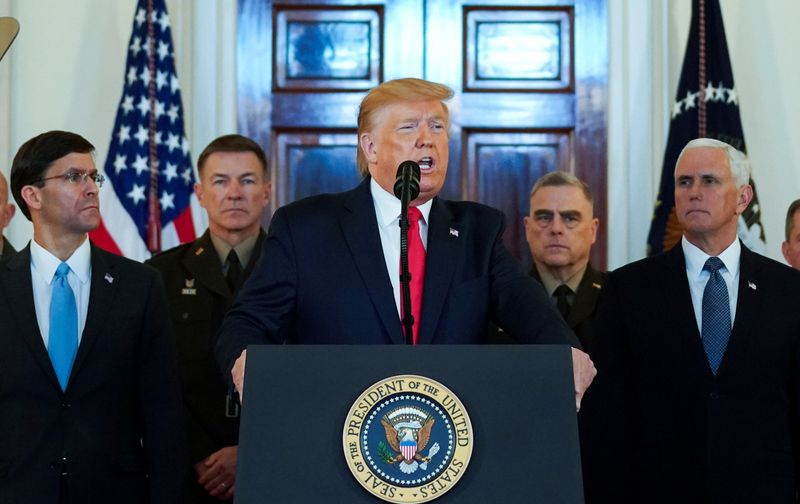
182, 312, 189, 320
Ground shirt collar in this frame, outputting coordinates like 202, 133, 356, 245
370, 177, 432, 228
682, 235, 741, 279
31, 237, 92, 285
536, 264, 587, 296
209, 232, 260, 268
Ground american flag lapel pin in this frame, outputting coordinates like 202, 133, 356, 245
747, 280, 756, 291
449, 228, 459, 237
104, 273, 114, 284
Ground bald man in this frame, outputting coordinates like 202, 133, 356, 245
0, 171, 17, 259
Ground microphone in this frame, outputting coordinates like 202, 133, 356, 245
393, 160, 421, 203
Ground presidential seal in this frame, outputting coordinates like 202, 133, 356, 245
343, 375, 473, 503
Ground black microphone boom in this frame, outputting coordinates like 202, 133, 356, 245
393, 160, 421, 202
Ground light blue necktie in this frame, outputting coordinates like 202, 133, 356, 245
701, 257, 731, 375
49, 262, 78, 390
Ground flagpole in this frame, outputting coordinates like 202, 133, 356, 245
146, 0, 162, 253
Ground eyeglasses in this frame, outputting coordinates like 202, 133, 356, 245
35, 170, 106, 188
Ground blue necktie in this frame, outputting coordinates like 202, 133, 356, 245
49, 262, 78, 390
701, 257, 731, 375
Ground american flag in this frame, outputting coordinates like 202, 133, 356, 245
90, 0, 198, 260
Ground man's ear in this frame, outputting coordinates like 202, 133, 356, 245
360, 133, 378, 164
20, 186, 42, 214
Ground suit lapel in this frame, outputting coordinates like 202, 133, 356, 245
418, 198, 458, 344
1, 245, 61, 388
70, 245, 119, 384
663, 244, 715, 377
566, 265, 603, 328
718, 244, 759, 377
341, 178, 405, 344
183, 230, 230, 299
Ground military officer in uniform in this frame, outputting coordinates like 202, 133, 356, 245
147, 134, 271, 502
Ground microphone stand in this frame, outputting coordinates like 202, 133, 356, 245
399, 185, 415, 345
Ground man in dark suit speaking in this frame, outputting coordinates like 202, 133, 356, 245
582, 138, 800, 503
0, 131, 185, 503
216, 78, 596, 409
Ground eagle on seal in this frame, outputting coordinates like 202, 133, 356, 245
380, 415, 434, 465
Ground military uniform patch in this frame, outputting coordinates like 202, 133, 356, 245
343, 375, 473, 503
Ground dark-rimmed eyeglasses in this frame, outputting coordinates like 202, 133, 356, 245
34, 170, 105, 188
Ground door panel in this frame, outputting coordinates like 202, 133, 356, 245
238, 0, 607, 267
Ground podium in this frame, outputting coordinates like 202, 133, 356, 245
236, 345, 583, 503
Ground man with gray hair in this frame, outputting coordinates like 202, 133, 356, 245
523, 171, 604, 350
782, 198, 800, 269
0, 171, 16, 258
582, 138, 800, 503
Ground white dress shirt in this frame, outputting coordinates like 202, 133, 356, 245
682, 236, 740, 333
30, 238, 92, 347
371, 178, 432, 317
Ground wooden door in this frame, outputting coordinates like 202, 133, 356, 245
237, 0, 607, 269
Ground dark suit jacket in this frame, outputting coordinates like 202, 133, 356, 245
217, 177, 578, 376
531, 264, 606, 351
0, 236, 15, 260
0, 244, 185, 504
581, 242, 800, 504
147, 230, 264, 503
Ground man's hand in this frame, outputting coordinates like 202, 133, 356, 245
195, 445, 238, 500
232, 349, 247, 400
571, 347, 596, 412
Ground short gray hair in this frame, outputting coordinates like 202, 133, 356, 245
675, 138, 751, 188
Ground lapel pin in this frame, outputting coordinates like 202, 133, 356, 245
592, 282, 602, 289
195, 247, 204, 256
104, 273, 114, 284
747, 281, 756, 291
449, 228, 459, 237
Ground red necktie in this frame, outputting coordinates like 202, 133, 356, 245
402, 207, 426, 344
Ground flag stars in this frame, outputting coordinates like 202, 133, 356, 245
140, 67, 151, 87
151, 9, 160, 25
117, 125, 131, 145
727, 88, 738, 105
113, 155, 127, 174
134, 125, 150, 145
181, 136, 190, 155
704, 82, 717, 102
128, 184, 146, 205
164, 162, 178, 183
121, 95, 134, 114
672, 83, 738, 118
135, 8, 146, 27
167, 104, 180, 123
157, 40, 170, 61
154, 100, 165, 119
160, 191, 175, 211
170, 74, 180, 94
136, 96, 151, 116
672, 100, 683, 119
127, 67, 138, 86
182, 168, 194, 186
156, 70, 168, 90
130, 36, 142, 56
713, 82, 726, 101
166, 133, 181, 152
684, 90, 697, 110
158, 11, 170, 31
133, 154, 149, 176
